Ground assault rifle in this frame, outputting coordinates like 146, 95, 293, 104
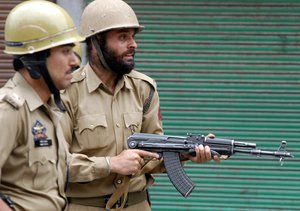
127, 133, 294, 197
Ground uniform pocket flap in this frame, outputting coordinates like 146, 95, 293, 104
78, 114, 107, 133
29, 148, 56, 166
124, 112, 142, 128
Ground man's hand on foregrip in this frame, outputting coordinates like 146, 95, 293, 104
185, 144, 221, 164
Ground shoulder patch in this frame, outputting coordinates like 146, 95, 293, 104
3, 92, 25, 109
128, 70, 156, 88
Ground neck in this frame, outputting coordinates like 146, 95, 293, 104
90, 60, 119, 93
19, 68, 51, 104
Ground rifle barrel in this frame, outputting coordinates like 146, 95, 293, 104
234, 141, 256, 148
235, 149, 293, 158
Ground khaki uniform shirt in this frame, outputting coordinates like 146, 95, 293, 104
0, 72, 67, 210
61, 63, 164, 198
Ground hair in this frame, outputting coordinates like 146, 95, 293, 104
12, 49, 51, 71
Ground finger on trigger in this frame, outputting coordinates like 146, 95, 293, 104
136, 149, 159, 159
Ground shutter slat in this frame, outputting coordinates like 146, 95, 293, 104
128, 0, 300, 210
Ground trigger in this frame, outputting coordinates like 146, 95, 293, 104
158, 152, 163, 159
211, 150, 220, 158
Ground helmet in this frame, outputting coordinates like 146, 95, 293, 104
4, 0, 84, 112
4, 0, 84, 55
80, 0, 144, 38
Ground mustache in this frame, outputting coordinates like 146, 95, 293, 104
123, 49, 135, 56
71, 66, 80, 72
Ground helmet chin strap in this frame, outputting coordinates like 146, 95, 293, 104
18, 52, 66, 112
91, 36, 112, 72
40, 64, 66, 112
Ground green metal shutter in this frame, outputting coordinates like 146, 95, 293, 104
127, 0, 300, 210
0, 0, 24, 87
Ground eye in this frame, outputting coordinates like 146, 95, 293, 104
62, 46, 74, 55
119, 34, 127, 41
62, 48, 69, 54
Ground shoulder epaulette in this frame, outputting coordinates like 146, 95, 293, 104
128, 70, 156, 88
71, 67, 86, 83
3, 92, 25, 109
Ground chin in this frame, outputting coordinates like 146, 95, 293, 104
59, 83, 70, 90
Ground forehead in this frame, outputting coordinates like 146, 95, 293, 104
51, 43, 75, 50
106, 28, 136, 36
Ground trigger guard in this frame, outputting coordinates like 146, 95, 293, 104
211, 150, 220, 158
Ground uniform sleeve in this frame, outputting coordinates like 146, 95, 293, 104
141, 80, 163, 135
139, 80, 166, 173
68, 153, 110, 182
61, 88, 111, 182
139, 79, 186, 174
57, 120, 111, 183
0, 103, 21, 169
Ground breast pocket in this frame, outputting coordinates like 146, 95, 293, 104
77, 114, 109, 149
23, 148, 57, 190
123, 112, 143, 143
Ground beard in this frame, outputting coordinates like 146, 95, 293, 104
101, 44, 135, 76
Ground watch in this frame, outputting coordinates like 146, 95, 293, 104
0, 193, 14, 208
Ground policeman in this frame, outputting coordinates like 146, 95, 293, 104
0, 1, 84, 210
61, 0, 218, 210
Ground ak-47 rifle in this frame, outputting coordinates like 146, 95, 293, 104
127, 133, 294, 197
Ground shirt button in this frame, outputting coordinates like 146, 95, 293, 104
116, 123, 120, 128
81, 72, 85, 76
116, 179, 122, 184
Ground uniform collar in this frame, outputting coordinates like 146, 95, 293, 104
123, 74, 133, 90
12, 72, 44, 111
86, 63, 133, 93
85, 63, 102, 93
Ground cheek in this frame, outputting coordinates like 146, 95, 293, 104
45, 58, 56, 73
50, 56, 66, 69
47, 57, 65, 77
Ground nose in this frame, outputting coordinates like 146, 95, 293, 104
128, 37, 137, 49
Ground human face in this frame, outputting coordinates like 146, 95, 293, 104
46, 45, 77, 90
101, 28, 138, 75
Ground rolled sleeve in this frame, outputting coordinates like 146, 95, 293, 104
69, 154, 110, 182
